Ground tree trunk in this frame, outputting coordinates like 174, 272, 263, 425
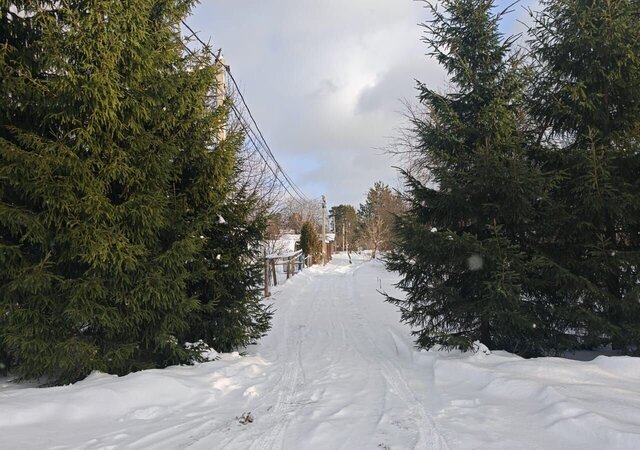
480, 318, 491, 348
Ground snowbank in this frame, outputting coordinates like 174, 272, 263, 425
423, 349, 640, 449
1, 254, 639, 449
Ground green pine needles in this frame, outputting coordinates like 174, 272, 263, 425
387, 0, 640, 356
528, 0, 640, 352
0, 1, 272, 384
300, 222, 321, 265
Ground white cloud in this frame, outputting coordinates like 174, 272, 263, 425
188, 0, 539, 207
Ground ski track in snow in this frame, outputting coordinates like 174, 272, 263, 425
2, 254, 640, 450
344, 271, 449, 450
213, 257, 447, 450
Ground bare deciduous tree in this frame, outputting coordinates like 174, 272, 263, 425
358, 181, 405, 258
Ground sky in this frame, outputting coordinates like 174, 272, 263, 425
188, 0, 539, 208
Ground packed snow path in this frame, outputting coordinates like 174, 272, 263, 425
215, 256, 449, 450
2, 255, 640, 449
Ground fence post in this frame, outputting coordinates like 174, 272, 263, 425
264, 251, 270, 298
271, 259, 278, 286
286, 257, 291, 279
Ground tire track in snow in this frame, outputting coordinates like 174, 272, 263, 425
245, 275, 320, 450
179, 275, 318, 450
197, 261, 447, 450
248, 328, 302, 450
338, 268, 450, 450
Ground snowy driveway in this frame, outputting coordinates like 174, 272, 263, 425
2, 255, 640, 449
213, 257, 450, 450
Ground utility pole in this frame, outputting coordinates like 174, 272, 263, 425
342, 220, 345, 253
214, 51, 227, 141
322, 195, 326, 265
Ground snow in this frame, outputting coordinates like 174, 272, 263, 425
2, 255, 639, 449
265, 250, 302, 260
266, 234, 300, 254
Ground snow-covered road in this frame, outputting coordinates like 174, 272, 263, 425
212, 256, 449, 450
2, 255, 640, 449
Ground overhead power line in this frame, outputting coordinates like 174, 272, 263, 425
180, 20, 309, 204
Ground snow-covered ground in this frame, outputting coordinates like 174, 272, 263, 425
2, 254, 640, 449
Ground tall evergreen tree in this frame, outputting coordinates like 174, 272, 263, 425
358, 182, 404, 258
300, 221, 321, 264
387, 0, 555, 354
0, 1, 237, 383
329, 204, 358, 252
528, 0, 640, 352
183, 178, 273, 352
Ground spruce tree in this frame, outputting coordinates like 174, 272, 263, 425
329, 204, 358, 252
528, 0, 640, 352
300, 221, 321, 264
0, 1, 235, 383
386, 0, 554, 354
183, 178, 273, 352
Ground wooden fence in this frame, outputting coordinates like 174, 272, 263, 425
263, 250, 311, 297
